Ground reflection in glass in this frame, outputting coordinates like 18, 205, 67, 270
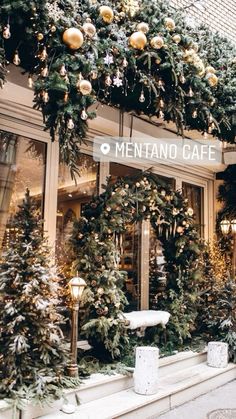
56, 154, 99, 256
182, 182, 204, 236
0, 131, 46, 251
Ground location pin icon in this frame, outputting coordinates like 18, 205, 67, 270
100, 143, 111, 155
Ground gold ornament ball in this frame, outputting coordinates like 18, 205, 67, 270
62, 27, 84, 50
37, 32, 44, 41
78, 79, 92, 95
205, 65, 216, 74
150, 35, 164, 49
99, 6, 114, 23
129, 31, 147, 50
83, 22, 96, 37
137, 22, 149, 33
164, 17, 176, 31
206, 73, 218, 87
172, 34, 181, 44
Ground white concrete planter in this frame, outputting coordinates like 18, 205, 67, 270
207, 341, 228, 368
134, 346, 159, 395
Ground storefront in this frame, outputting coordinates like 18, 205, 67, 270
0, 71, 223, 310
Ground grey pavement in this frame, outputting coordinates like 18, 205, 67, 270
158, 380, 236, 419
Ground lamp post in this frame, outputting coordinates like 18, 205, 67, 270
68, 276, 86, 377
220, 219, 236, 278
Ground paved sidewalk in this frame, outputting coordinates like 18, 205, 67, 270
159, 380, 236, 419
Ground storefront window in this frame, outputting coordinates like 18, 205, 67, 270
182, 182, 204, 236
56, 154, 99, 255
0, 131, 46, 251
110, 163, 142, 311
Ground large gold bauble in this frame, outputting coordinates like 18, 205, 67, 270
205, 66, 216, 74
137, 22, 149, 33
129, 31, 147, 50
37, 32, 44, 41
99, 6, 114, 23
83, 22, 96, 37
77, 79, 92, 95
164, 17, 175, 31
172, 34, 181, 44
62, 28, 84, 50
150, 35, 164, 49
206, 73, 218, 87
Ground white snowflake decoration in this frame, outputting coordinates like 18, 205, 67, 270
113, 76, 123, 87
104, 54, 114, 66
46, 1, 64, 22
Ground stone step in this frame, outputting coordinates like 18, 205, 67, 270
40, 362, 236, 419
0, 350, 207, 419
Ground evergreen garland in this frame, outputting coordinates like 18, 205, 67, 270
0, 0, 236, 173
70, 172, 202, 358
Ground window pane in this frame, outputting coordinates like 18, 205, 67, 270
109, 163, 142, 311
56, 154, 99, 256
0, 131, 46, 251
182, 182, 204, 236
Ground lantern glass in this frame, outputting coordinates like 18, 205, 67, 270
231, 219, 236, 235
220, 219, 230, 235
69, 277, 86, 301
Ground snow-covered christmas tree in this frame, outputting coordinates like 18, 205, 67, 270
0, 190, 68, 400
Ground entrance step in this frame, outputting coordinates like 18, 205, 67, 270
40, 362, 236, 419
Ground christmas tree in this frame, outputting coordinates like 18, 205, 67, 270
0, 190, 68, 400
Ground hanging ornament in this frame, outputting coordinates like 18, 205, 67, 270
191, 42, 199, 52
176, 226, 184, 234
158, 79, 165, 90
91, 70, 98, 79
62, 28, 84, 50
41, 66, 49, 77
187, 207, 194, 216
208, 124, 213, 134
39, 47, 48, 61
37, 32, 44, 41
3, 24, 11, 39
164, 17, 176, 31
159, 99, 164, 108
206, 73, 218, 87
172, 34, 181, 44
28, 75, 33, 88
78, 79, 92, 95
67, 118, 74, 129
99, 6, 114, 24
150, 36, 164, 50
155, 57, 162, 64
64, 92, 69, 103
123, 57, 128, 67
137, 22, 149, 33
179, 74, 186, 84
104, 53, 114, 65
50, 25, 57, 33
205, 66, 216, 74
188, 87, 194, 97
139, 90, 145, 103
42, 91, 49, 103
113, 75, 123, 87
13, 50, 21, 66
130, 31, 147, 50
192, 110, 197, 119
83, 22, 96, 38
159, 110, 164, 119
105, 75, 112, 86
81, 109, 88, 120
60, 64, 67, 76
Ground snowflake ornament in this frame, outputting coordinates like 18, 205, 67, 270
113, 76, 123, 87
46, 1, 64, 22
104, 54, 114, 66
